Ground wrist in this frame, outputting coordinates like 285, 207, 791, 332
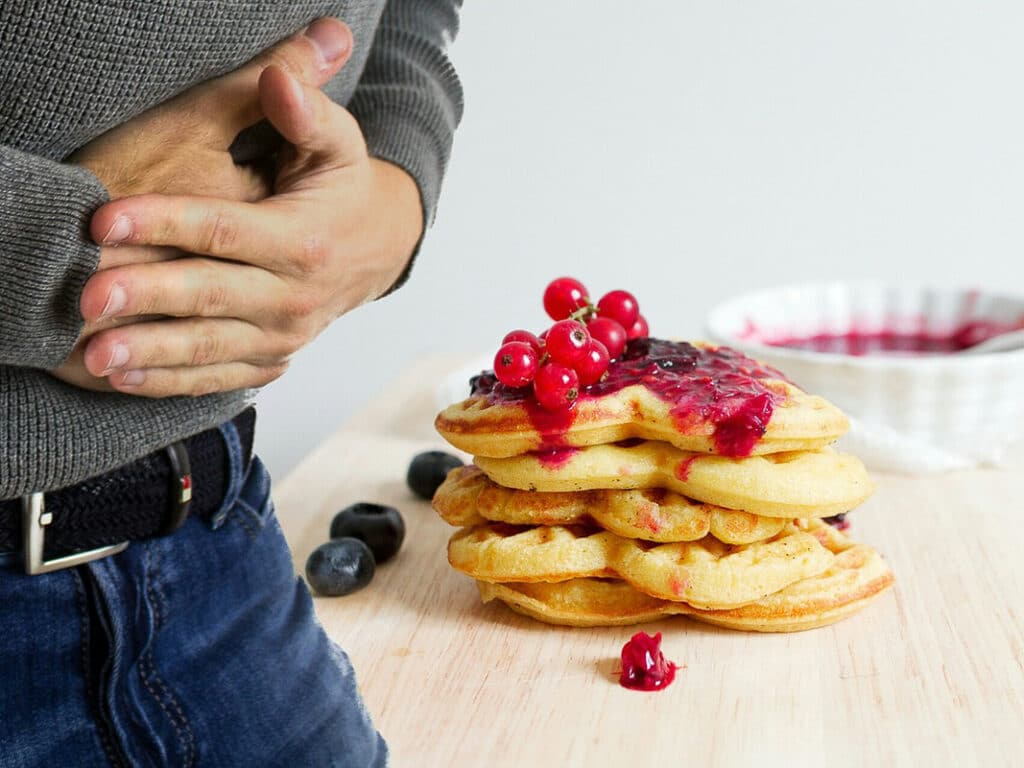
367, 157, 424, 294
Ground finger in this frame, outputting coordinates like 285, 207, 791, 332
51, 345, 117, 393
80, 313, 164, 341
259, 65, 367, 168
97, 244, 183, 271
80, 256, 285, 324
90, 195, 294, 273
82, 317, 290, 376
107, 361, 290, 398
190, 18, 354, 144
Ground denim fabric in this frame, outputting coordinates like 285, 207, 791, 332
0, 419, 386, 768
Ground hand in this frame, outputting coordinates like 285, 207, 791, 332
74, 65, 423, 398
50, 18, 355, 392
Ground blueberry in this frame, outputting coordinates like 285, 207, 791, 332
329, 503, 406, 564
305, 538, 375, 596
406, 451, 464, 500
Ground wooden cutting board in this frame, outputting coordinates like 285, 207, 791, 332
273, 357, 1023, 768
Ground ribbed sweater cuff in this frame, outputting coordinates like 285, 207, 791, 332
0, 150, 107, 368
348, 19, 463, 296
354, 88, 452, 230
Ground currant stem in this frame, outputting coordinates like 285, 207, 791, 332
569, 303, 596, 323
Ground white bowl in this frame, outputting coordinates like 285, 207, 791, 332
706, 282, 1024, 470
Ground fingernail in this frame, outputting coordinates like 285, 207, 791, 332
102, 216, 132, 244
102, 343, 130, 374
100, 283, 127, 320
119, 370, 146, 387
305, 19, 349, 65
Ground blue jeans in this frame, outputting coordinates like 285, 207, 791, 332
0, 419, 386, 767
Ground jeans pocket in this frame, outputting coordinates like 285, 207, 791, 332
227, 456, 276, 534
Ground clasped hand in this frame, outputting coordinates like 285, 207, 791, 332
52, 18, 422, 397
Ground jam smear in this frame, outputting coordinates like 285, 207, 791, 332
619, 631, 678, 692
675, 456, 698, 482
471, 339, 787, 457
764, 320, 1024, 356
535, 447, 580, 470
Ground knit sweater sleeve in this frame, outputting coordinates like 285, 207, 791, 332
345, 0, 464, 292
0, 146, 107, 368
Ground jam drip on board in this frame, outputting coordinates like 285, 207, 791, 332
618, 631, 678, 691
470, 339, 787, 457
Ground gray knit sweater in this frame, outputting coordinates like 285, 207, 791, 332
0, 1, 463, 498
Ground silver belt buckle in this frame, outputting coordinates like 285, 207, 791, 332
22, 492, 128, 575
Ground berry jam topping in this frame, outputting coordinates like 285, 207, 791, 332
472, 338, 788, 457
619, 631, 678, 691
535, 447, 580, 469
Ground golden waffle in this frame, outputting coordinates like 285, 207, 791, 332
433, 464, 787, 544
436, 379, 846, 459
476, 522, 894, 631
447, 522, 834, 610
474, 442, 873, 519
436, 340, 849, 459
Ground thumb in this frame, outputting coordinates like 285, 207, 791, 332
258, 64, 367, 168
190, 18, 354, 146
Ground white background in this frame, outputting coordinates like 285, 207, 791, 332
255, 1, 1024, 478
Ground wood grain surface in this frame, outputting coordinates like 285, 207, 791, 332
273, 358, 1024, 768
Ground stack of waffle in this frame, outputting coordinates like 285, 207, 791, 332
433, 339, 893, 632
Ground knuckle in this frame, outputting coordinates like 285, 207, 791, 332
198, 209, 240, 256
189, 332, 222, 367
262, 45, 308, 78
279, 291, 319, 324
193, 271, 232, 316
291, 235, 329, 276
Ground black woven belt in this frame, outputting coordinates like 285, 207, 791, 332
0, 408, 255, 572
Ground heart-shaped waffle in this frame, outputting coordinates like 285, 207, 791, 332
447, 521, 834, 610
476, 521, 893, 631
436, 340, 849, 459
474, 442, 873, 519
433, 464, 786, 544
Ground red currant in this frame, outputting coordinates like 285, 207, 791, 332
533, 362, 580, 411
545, 319, 590, 367
587, 317, 627, 359
543, 277, 589, 320
576, 340, 610, 386
626, 314, 649, 340
493, 342, 539, 387
597, 290, 639, 328
502, 329, 543, 355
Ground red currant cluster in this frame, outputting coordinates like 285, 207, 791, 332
492, 277, 649, 411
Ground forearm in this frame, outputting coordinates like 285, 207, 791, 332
0, 147, 107, 368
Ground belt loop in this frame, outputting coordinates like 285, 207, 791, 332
211, 417, 245, 528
